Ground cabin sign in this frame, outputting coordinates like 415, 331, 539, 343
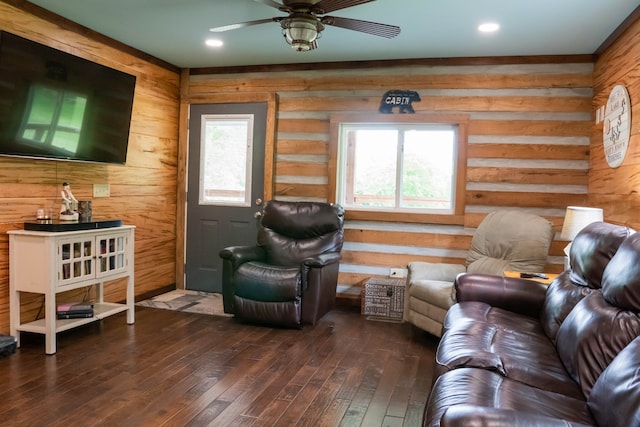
379, 90, 421, 114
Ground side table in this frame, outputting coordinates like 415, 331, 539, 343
503, 270, 559, 286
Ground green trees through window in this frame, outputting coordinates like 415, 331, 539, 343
338, 124, 457, 213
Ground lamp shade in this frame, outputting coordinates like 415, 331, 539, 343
560, 206, 604, 241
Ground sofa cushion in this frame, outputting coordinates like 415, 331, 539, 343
555, 292, 640, 398
540, 271, 598, 344
540, 222, 632, 342
443, 301, 543, 336
587, 337, 640, 427
601, 232, 640, 310
435, 321, 584, 399
567, 221, 632, 289
423, 368, 595, 427
553, 232, 640, 400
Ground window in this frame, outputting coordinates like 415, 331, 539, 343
199, 114, 254, 206
329, 114, 468, 222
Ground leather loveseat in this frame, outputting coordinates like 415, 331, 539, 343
423, 221, 640, 427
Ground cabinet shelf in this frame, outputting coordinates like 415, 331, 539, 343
16, 302, 130, 334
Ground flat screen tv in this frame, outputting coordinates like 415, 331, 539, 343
0, 31, 136, 165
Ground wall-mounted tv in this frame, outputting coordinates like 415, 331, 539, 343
0, 31, 136, 165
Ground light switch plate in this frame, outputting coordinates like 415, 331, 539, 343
93, 183, 110, 197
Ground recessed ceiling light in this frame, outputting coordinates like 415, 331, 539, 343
478, 22, 500, 33
205, 39, 224, 48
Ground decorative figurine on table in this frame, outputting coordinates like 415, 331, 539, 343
60, 182, 79, 221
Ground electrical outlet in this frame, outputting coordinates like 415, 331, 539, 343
93, 183, 110, 198
389, 268, 406, 278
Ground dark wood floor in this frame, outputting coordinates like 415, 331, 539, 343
0, 306, 437, 426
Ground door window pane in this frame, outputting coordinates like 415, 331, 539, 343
199, 114, 254, 206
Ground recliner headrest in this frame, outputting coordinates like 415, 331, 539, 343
261, 200, 344, 239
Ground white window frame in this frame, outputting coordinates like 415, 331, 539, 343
198, 113, 254, 207
328, 113, 468, 224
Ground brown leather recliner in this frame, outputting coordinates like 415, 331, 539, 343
219, 200, 344, 327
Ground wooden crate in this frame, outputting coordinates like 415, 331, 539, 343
360, 277, 405, 320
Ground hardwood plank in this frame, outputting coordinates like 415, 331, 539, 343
0, 307, 437, 426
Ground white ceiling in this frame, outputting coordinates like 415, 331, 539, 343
26, 0, 640, 69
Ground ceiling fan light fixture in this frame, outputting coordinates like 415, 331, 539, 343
282, 16, 323, 52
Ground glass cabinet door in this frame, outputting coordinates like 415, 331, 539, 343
58, 237, 94, 284
97, 233, 127, 277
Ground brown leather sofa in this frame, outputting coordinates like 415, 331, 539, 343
219, 200, 344, 327
423, 221, 640, 427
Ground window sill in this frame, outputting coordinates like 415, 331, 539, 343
344, 209, 464, 225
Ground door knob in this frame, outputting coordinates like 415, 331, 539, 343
254, 211, 262, 219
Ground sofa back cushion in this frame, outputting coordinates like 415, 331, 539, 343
587, 336, 640, 427
601, 232, 640, 310
555, 232, 640, 399
540, 222, 632, 342
568, 221, 632, 288
555, 292, 640, 398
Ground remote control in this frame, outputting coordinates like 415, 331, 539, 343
520, 272, 548, 279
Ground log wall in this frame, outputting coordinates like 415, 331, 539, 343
187, 60, 593, 298
3, 2, 637, 326
0, 2, 180, 333
590, 14, 640, 229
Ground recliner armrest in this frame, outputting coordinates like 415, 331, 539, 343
219, 245, 266, 270
302, 252, 341, 268
440, 405, 588, 427
454, 273, 547, 318
408, 261, 466, 283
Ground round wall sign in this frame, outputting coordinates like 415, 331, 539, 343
603, 84, 631, 168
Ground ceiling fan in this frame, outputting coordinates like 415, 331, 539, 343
210, 0, 400, 52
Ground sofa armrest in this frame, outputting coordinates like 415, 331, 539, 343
219, 245, 266, 271
454, 273, 548, 318
440, 405, 592, 427
303, 252, 341, 268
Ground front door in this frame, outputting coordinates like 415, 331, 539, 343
185, 102, 267, 292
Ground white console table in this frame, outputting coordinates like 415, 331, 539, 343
8, 225, 135, 354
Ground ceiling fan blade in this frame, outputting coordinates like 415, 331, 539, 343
313, 0, 376, 14
254, 0, 287, 10
210, 18, 278, 33
321, 16, 400, 38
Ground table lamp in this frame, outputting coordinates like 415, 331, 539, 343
560, 206, 604, 269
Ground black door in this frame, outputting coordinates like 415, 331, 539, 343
185, 102, 267, 292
